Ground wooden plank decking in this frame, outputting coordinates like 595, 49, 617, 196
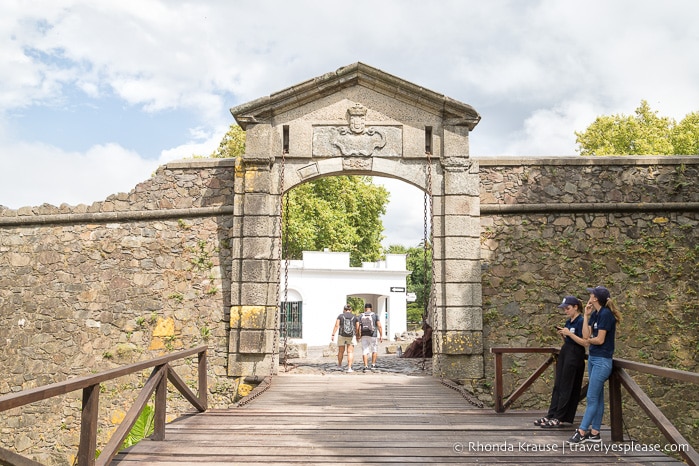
111, 373, 682, 465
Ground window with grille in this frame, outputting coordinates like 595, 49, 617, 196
280, 301, 302, 338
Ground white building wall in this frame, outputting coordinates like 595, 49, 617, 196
281, 251, 410, 346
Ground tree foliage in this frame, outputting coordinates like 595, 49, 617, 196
672, 112, 699, 155
210, 124, 246, 158
283, 176, 388, 266
575, 100, 699, 156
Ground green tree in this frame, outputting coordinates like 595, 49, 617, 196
671, 112, 699, 155
210, 124, 245, 158
575, 100, 699, 156
283, 176, 388, 266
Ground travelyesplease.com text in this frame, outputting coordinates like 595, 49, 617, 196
452, 441, 688, 455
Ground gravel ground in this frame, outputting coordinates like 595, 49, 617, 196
280, 339, 432, 376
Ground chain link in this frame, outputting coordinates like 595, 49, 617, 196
440, 378, 484, 407
282, 195, 290, 372
272, 151, 286, 375
424, 152, 443, 380
235, 377, 273, 407
420, 174, 429, 371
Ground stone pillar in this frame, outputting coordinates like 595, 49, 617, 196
228, 148, 280, 377
432, 124, 483, 381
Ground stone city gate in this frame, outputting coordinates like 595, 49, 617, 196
227, 63, 484, 381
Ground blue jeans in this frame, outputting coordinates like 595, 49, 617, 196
578, 355, 612, 432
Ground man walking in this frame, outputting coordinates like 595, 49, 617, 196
331, 304, 358, 372
357, 303, 383, 372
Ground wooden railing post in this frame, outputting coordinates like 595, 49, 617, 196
494, 351, 504, 413
608, 366, 623, 442
491, 348, 559, 413
153, 364, 168, 441
77, 384, 100, 466
198, 349, 208, 411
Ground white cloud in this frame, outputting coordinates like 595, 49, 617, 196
0, 140, 159, 209
504, 101, 600, 156
375, 177, 427, 249
157, 124, 229, 164
0, 119, 231, 209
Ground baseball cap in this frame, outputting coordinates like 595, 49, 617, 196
557, 296, 581, 308
586, 286, 610, 305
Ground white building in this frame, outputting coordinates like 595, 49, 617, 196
280, 250, 410, 346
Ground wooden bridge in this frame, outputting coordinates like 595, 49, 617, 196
1, 346, 696, 465
110, 372, 683, 465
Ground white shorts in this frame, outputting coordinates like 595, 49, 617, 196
361, 336, 378, 356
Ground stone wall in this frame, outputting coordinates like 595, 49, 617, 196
1, 155, 698, 463
0, 160, 240, 465
477, 156, 699, 450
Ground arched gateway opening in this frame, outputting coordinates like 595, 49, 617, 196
227, 63, 483, 382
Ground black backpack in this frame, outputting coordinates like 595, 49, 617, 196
360, 311, 375, 335
339, 314, 355, 337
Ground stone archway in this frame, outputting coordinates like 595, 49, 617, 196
227, 63, 483, 382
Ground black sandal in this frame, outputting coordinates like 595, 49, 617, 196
541, 418, 564, 428
533, 417, 549, 426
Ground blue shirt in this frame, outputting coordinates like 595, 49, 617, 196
564, 314, 584, 347
588, 307, 616, 358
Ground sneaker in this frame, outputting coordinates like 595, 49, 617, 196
586, 431, 601, 443
371, 364, 377, 371
363, 366, 368, 373
336, 365, 343, 370
346, 367, 354, 373
567, 430, 589, 444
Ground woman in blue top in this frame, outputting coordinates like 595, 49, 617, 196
568, 286, 622, 444
536, 296, 587, 428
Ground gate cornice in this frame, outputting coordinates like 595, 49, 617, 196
231, 62, 481, 130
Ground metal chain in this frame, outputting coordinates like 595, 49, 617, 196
272, 151, 286, 375
282, 195, 290, 372
243, 150, 286, 406
235, 377, 272, 408
440, 378, 484, 408
420, 178, 429, 371
425, 152, 443, 380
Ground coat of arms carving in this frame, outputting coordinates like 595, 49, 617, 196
312, 104, 402, 157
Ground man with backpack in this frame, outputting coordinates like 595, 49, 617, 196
331, 304, 358, 372
356, 302, 383, 372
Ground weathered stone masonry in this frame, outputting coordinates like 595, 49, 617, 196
477, 156, 699, 449
0, 163, 240, 465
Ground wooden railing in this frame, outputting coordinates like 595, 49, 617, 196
0, 346, 208, 466
491, 347, 560, 413
491, 347, 699, 466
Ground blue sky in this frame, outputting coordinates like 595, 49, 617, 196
1, 0, 698, 247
